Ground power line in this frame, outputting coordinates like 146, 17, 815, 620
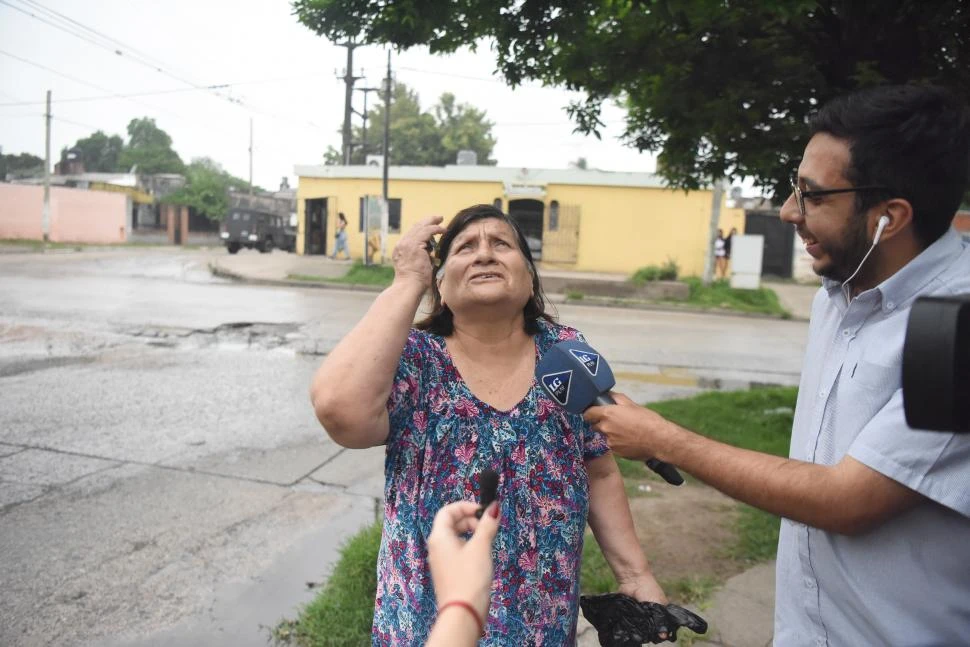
0, 48, 120, 95
0, 0, 243, 106
0, 84, 236, 107
53, 114, 103, 131
0, 73, 333, 107
1, 0, 329, 130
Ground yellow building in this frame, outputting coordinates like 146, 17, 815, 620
294, 165, 744, 277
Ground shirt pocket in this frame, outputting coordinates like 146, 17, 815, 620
849, 359, 900, 392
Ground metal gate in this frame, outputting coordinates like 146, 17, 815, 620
542, 203, 580, 264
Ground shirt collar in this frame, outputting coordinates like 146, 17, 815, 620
823, 227, 967, 313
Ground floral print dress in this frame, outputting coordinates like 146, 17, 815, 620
372, 320, 609, 646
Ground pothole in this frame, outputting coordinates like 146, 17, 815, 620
0, 356, 97, 378
123, 322, 319, 354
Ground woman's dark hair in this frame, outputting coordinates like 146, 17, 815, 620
809, 84, 970, 247
415, 204, 554, 336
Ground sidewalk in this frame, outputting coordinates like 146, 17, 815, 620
210, 250, 819, 320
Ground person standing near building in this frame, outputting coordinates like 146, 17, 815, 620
713, 229, 728, 279
331, 212, 350, 260
723, 227, 737, 277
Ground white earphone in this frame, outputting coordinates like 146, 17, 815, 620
872, 214, 891, 246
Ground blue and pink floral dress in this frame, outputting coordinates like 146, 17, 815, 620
372, 320, 609, 646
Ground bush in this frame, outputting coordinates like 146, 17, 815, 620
632, 258, 679, 284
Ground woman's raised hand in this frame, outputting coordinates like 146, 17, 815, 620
391, 215, 446, 288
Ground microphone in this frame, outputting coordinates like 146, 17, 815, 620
536, 340, 684, 486
475, 468, 499, 519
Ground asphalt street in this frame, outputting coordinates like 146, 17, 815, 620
0, 248, 809, 646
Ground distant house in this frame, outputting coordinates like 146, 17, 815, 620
53, 147, 85, 175
294, 164, 745, 276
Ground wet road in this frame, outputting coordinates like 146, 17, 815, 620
0, 249, 809, 646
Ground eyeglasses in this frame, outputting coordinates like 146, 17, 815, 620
789, 173, 890, 219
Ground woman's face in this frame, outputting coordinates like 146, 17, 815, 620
438, 217, 534, 316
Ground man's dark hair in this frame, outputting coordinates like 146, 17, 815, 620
809, 84, 970, 247
415, 204, 554, 336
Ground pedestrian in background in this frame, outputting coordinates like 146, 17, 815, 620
713, 228, 728, 279
331, 212, 350, 260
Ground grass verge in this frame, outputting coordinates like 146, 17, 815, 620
674, 277, 789, 317
274, 387, 795, 645
272, 521, 381, 647
289, 261, 394, 287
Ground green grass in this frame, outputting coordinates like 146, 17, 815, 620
728, 505, 783, 564
650, 386, 796, 457
674, 277, 789, 317
650, 386, 793, 565
0, 238, 207, 250
289, 261, 395, 287
661, 575, 720, 606
0, 238, 83, 250
275, 387, 796, 645
631, 258, 679, 283
565, 289, 585, 301
272, 521, 381, 646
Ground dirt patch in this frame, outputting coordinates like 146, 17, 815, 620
629, 482, 746, 586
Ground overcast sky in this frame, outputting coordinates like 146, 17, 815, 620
0, 0, 667, 191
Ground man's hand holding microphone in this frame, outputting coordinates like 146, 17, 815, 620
535, 339, 683, 485
583, 392, 679, 465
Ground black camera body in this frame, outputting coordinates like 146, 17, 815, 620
902, 296, 970, 433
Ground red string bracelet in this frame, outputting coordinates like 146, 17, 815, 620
437, 600, 485, 637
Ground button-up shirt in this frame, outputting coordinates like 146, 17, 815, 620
774, 228, 970, 646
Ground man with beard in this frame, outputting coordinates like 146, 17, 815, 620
584, 84, 970, 645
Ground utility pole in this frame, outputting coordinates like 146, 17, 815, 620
702, 179, 724, 286
382, 49, 391, 203
380, 49, 392, 265
42, 90, 51, 242
248, 117, 253, 195
354, 86, 381, 159
338, 42, 363, 165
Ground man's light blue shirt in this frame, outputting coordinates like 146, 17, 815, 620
774, 228, 970, 646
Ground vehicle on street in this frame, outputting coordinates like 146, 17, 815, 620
221, 208, 295, 254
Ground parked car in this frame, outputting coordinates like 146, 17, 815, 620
221, 209, 295, 254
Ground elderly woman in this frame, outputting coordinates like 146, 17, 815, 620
311, 204, 666, 646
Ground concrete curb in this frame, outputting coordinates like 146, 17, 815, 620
208, 263, 385, 294
562, 295, 806, 321
209, 263, 808, 322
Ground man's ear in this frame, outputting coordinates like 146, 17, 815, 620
874, 198, 914, 243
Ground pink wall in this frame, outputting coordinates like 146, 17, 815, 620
0, 183, 128, 243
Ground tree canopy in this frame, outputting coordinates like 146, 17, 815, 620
118, 117, 184, 175
61, 130, 124, 173
162, 157, 254, 221
0, 151, 44, 180
294, 0, 970, 196
324, 81, 496, 166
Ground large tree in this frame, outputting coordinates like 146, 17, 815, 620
324, 81, 497, 166
118, 117, 184, 175
0, 151, 44, 179
294, 0, 970, 196
62, 130, 125, 173
163, 157, 253, 221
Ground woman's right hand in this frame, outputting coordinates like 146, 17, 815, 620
391, 215, 446, 288
427, 500, 500, 621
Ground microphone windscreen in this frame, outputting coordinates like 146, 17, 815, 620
476, 469, 499, 518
